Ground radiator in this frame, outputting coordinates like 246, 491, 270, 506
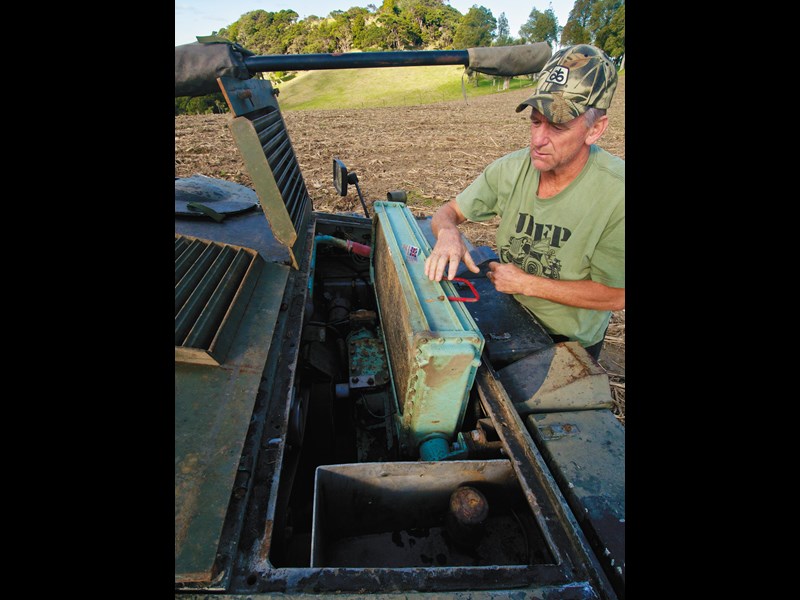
371, 201, 484, 460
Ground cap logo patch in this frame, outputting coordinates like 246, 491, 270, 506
546, 66, 569, 85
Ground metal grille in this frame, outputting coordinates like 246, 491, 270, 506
175, 235, 263, 365
251, 107, 310, 229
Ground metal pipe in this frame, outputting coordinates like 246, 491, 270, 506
244, 50, 470, 73
315, 234, 371, 258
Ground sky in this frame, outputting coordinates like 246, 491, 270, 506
175, 1, 576, 47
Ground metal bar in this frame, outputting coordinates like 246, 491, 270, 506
255, 116, 283, 147
175, 236, 190, 259
175, 238, 207, 284
175, 243, 221, 313
251, 109, 280, 134
271, 152, 292, 192
291, 189, 308, 228
261, 128, 287, 160
278, 157, 302, 208
244, 50, 470, 73
175, 246, 236, 345
283, 169, 301, 220
297, 196, 310, 231
184, 249, 253, 349
267, 137, 293, 186
285, 169, 304, 224
293, 174, 310, 224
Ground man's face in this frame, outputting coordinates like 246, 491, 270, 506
528, 109, 596, 173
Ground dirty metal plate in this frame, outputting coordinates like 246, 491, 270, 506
218, 76, 280, 117
322, 516, 530, 568
205, 587, 600, 599
175, 175, 259, 216
526, 409, 625, 593
175, 260, 289, 585
463, 277, 553, 367
500, 342, 612, 413
348, 333, 389, 389
175, 181, 291, 265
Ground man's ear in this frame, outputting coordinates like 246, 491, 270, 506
585, 115, 609, 145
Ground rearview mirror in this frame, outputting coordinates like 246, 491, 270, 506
333, 158, 348, 196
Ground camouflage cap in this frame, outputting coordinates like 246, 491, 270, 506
515, 44, 618, 123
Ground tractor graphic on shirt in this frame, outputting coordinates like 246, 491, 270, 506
500, 235, 562, 279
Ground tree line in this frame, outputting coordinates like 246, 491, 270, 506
176, 0, 624, 114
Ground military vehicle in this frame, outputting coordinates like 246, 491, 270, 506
174, 39, 624, 599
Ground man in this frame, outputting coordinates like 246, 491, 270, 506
423, 44, 624, 360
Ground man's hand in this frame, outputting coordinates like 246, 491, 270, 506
487, 261, 625, 311
424, 226, 479, 281
486, 261, 530, 294
424, 200, 480, 281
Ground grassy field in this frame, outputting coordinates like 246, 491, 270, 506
275, 65, 536, 110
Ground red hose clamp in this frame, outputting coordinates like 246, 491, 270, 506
447, 277, 480, 303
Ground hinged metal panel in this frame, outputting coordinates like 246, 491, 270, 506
217, 76, 313, 270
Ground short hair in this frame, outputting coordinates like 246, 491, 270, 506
583, 107, 607, 128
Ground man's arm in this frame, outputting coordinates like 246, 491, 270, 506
424, 200, 480, 281
487, 261, 625, 311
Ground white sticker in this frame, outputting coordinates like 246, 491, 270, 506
546, 66, 569, 85
402, 244, 421, 262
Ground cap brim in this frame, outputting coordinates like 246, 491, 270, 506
514, 93, 586, 124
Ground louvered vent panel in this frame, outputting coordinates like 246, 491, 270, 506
174, 235, 264, 366
252, 107, 310, 229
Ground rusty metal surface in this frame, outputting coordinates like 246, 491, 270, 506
175, 259, 290, 586
371, 202, 484, 456
310, 461, 536, 568
473, 362, 619, 600
526, 410, 625, 596
217, 76, 281, 118
347, 328, 390, 389
224, 219, 317, 581
229, 115, 298, 260
499, 342, 613, 414
178, 580, 599, 599
218, 77, 313, 271
175, 193, 292, 266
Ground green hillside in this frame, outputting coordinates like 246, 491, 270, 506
274, 65, 535, 110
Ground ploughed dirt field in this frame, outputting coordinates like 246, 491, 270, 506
175, 75, 625, 422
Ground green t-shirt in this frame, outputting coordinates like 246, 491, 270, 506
456, 145, 625, 348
